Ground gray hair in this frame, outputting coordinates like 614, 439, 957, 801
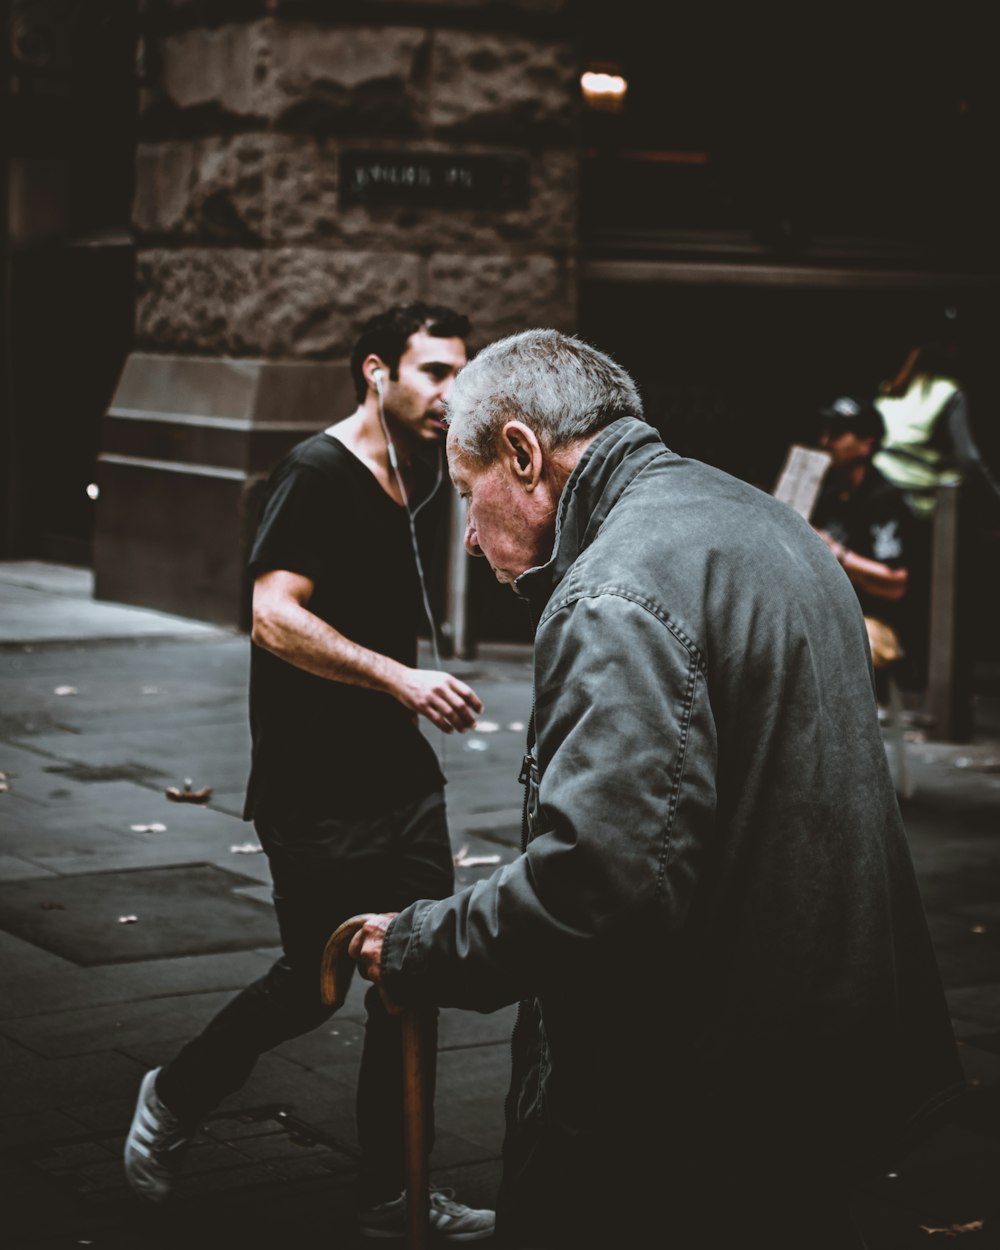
445, 329, 644, 463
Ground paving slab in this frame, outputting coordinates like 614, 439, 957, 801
0, 864, 280, 965
0, 1051, 147, 1116
3, 990, 241, 1059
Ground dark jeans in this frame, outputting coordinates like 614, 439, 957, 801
156, 789, 454, 1205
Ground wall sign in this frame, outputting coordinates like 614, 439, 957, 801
340, 150, 530, 210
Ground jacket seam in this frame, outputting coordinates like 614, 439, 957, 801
538, 585, 708, 675
536, 588, 703, 900
657, 654, 700, 897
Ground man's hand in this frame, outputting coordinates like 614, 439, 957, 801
397, 669, 483, 734
814, 530, 908, 602
349, 912, 402, 1014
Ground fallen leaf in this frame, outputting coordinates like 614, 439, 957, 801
473, 720, 500, 733
118, 915, 138, 924
141, 687, 161, 695
54, 686, 78, 696
165, 777, 212, 803
464, 739, 488, 753
971, 925, 988, 935
130, 822, 167, 833
0, 782, 8, 793
919, 1220, 984, 1237
507, 721, 525, 732
452, 844, 469, 864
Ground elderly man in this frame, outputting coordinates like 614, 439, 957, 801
349, 330, 963, 1249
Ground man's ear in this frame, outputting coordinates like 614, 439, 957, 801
501, 421, 543, 490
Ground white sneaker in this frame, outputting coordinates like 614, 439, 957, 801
359, 1187, 495, 1241
123, 1068, 192, 1202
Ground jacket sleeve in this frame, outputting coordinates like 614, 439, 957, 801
381, 591, 719, 1012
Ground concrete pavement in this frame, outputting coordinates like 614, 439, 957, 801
1, 560, 999, 1249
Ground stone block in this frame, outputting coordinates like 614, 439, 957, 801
262, 247, 423, 357
160, 21, 268, 116
265, 22, 428, 134
158, 20, 429, 134
427, 251, 576, 343
110, 350, 351, 429
430, 29, 577, 141
136, 247, 270, 354
133, 135, 270, 243
92, 350, 358, 625
94, 459, 250, 624
136, 247, 425, 358
264, 134, 340, 243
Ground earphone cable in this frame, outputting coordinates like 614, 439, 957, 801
376, 387, 444, 671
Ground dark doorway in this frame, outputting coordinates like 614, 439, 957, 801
2, 1, 137, 564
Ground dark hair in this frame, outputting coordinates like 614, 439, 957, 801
816, 395, 885, 445
350, 302, 471, 401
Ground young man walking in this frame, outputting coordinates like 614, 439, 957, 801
125, 303, 493, 1241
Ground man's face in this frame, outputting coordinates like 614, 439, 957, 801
821, 429, 876, 469
447, 439, 556, 586
382, 330, 467, 446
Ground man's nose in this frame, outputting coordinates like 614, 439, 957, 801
464, 517, 482, 558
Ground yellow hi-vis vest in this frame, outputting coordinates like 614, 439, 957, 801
873, 376, 962, 518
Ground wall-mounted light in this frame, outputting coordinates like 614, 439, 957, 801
581, 67, 628, 114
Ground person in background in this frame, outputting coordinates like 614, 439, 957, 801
811, 394, 916, 671
873, 312, 1000, 690
344, 329, 964, 1250
124, 302, 494, 1243
874, 312, 999, 521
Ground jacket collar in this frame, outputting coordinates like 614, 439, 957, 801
515, 416, 666, 610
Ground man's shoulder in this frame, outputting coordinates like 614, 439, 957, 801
281, 431, 347, 470
266, 431, 358, 489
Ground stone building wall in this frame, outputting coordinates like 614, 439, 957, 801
94, 0, 581, 628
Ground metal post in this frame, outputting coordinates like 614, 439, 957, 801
925, 483, 972, 741
444, 493, 474, 660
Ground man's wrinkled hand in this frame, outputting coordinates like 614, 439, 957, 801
349, 912, 402, 1015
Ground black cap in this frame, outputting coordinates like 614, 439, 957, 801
816, 395, 885, 442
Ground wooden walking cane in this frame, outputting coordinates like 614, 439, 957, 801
320, 914, 430, 1250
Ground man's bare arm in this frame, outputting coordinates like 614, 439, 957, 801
814, 530, 908, 602
251, 569, 482, 734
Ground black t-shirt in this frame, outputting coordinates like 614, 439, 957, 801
812, 462, 915, 630
243, 432, 446, 820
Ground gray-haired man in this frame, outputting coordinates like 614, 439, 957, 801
348, 330, 963, 1249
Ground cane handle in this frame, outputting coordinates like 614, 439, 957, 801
319, 913, 375, 1007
